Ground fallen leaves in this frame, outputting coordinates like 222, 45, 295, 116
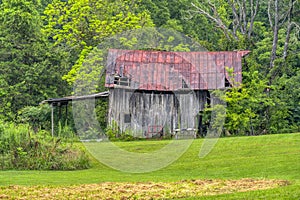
0, 178, 289, 199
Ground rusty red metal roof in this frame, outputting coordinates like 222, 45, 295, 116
105, 49, 250, 91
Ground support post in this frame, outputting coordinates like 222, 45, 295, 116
65, 104, 68, 125
51, 103, 54, 137
58, 103, 62, 130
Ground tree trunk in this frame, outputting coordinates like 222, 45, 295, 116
269, 0, 279, 70
283, 22, 293, 61
283, 0, 296, 60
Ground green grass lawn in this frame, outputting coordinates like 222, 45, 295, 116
0, 133, 299, 199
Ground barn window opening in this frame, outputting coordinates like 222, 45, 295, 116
124, 114, 131, 123
182, 79, 188, 88
225, 77, 231, 87
114, 76, 131, 87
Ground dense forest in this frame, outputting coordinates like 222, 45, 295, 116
0, 0, 299, 136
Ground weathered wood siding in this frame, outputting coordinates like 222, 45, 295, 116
108, 88, 208, 137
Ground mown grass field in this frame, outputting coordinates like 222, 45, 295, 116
0, 133, 299, 199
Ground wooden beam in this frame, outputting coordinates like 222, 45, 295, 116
51, 103, 54, 137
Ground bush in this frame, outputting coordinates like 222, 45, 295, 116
0, 122, 90, 170
17, 105, 51, 132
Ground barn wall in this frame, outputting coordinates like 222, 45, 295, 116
108, 88, 208, 138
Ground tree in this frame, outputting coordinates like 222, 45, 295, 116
268, 0, 294, 69
186, 0, 300, 135
188, 0, 260, 41
138, 0, 170, 27
43, 0, 154, 84
138, 0, 222, 50
268, 0, 299, 72
0, 0, 70, 119
0, 77, 13, 120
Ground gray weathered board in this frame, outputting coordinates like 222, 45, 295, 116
108, 88, 209, 138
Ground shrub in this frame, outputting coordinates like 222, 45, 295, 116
17, 105, 51, 132
0, 121, 90, 170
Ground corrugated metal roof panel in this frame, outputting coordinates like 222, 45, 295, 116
105, 49, 250, 91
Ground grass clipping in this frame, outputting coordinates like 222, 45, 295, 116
0, 179, 288, 199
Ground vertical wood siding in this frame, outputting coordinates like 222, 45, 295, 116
108, 88, 208, 137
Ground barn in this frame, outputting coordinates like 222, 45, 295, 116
105, 49, 250, 138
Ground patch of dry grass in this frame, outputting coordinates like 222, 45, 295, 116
0, 179, 289, 199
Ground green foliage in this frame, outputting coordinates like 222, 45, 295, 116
0, 77, 13, 120
225, 72, 269, 135
0, 0, 298, 137
138, 0, 170, 27
225, 60, 300, 135
105, 125, 171, 141
0, 0, 43, 115
17, 104, 51, 131
43, 0, 154, 84
95, 99, 108, 131
0, 121, 90, 170
57, 121, 78, 142
0, 0, 71, 120
105, 121, 139, 141
139, 0, 223, 50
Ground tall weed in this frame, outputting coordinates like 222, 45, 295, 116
0, 122, 90, 170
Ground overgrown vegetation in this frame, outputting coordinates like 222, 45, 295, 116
0, 122, 90, 170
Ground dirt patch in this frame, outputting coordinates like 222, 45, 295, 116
0, 178, 289, 199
